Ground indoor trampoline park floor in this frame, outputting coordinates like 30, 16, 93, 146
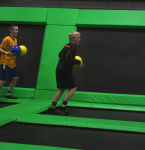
0, 98, 145, 150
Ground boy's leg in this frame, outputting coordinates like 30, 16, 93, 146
53, 88, 66, 103
64, 87, 77, 102
0, 81, 7, 99
5, 77, 18, 98
0, 64, 8, 94
48, 88, 65, 114
5, 67, 18, 99
0, 80, 7, 89
5, 77, 18, 99
9, 77, 18, 90
59, 87, 77, 115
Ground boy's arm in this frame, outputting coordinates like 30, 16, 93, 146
66, 47, 81, 65
0, 41, 8, 54
0, 47, 7, 54
0, 38, 15, 55
0, 38, 7, 54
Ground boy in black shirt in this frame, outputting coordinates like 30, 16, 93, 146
48, 31, 84, 115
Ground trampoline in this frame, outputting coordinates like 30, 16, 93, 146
41, 106, 145, 122
0, 100, 145, 150
0, 122, 145, 150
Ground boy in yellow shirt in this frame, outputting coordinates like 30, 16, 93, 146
0, 24, 19, 99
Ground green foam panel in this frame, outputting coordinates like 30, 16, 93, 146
0, 111, 26, 119
19, 101, 50, 106
0, 86, 35, 98
0, 103, 48, 114
47, 8, 79, 26
0, 116, 14, 127
77, 9, 145, 28
0, 7, 48, 24
16, 113, 145, 133
0, 98, 33, 103
71, 91, 145, 106
33, 99, 145, 112
67, 101, 145, 112
45, 99, 145, 112
34, 90, 145, 106
36, 25, 77, 90
0, 142, 82, 150
34, 90, 62, 100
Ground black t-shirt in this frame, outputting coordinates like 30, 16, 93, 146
56, 43, 81, 74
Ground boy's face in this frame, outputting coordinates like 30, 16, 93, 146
10, 26, 18, 37
73, 35, 81, 45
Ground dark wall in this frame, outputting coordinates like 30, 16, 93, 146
0, 0, 145, 10
0, 24, 45, 88
74, 28, 145, 95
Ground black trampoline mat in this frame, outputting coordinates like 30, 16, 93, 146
0, 122, 145, 150
41, 107, 145, 122
0, 102, 16, 108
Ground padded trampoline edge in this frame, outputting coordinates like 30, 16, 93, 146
34, 90, 145, 106
47, 8, 79, 26
0, 7, 48, 24
77, 9, 145, 29
16, 114, 145, 133
0, 142, 82, 150
0, 87, 35, 98
0, 117, 14, 127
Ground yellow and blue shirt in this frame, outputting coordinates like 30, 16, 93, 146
0, 36, 17, 69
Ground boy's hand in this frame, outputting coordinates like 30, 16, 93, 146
7, 51, 16, 55
80, 61, 84, 68
7, 49, 16, 55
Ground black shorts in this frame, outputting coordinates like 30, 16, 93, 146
56, 71, 76, 89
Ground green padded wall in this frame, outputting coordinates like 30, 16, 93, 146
16, 114, 145, 133
77, 9, 145, 28
34, 90, 64, 100
47, 8, 79, 26
36, 25, 77, 90
0, 117, 14, 127
34, 90, 145, 106
0, 87, 35, 98
0, 7, 48, 25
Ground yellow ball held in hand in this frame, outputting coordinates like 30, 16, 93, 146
19, 45, 27, 56
73, 56, 82, 67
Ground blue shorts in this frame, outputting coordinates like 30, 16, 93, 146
0, 64, 18, 81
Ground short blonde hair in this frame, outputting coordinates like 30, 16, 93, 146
9, 24, 18, 30
69, 31, 80, 42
